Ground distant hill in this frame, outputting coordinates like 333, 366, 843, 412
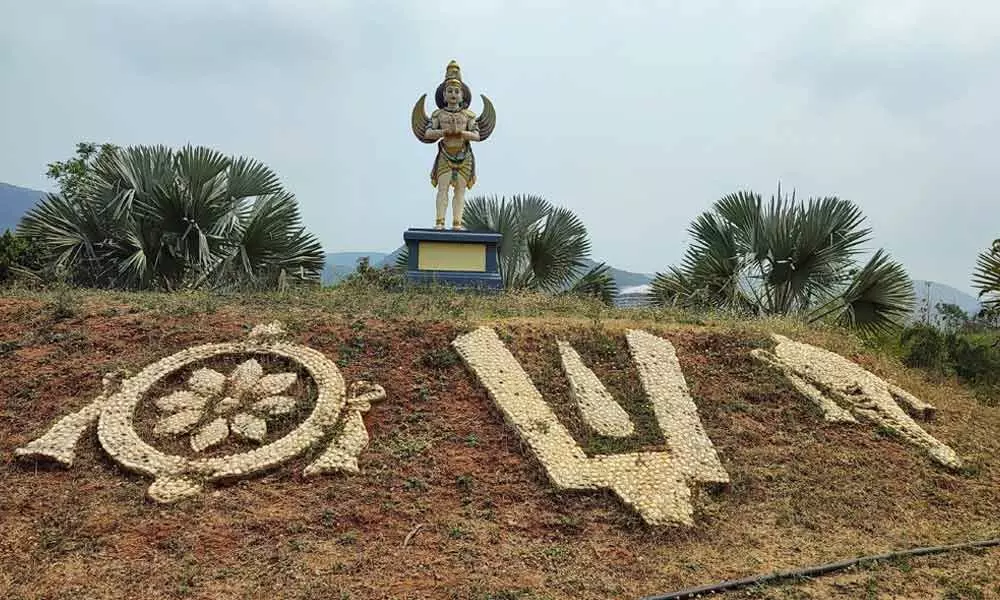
0, 183, 45, 232
581, 258, 653, 290
911, 279, 982, 323
323, 252, 389, 284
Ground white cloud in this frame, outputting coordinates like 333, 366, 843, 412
1, 0, 997, 293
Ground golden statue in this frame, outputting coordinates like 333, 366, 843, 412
411, 60, 496, 230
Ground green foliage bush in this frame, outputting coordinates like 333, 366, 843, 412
899, 324, 949, 370
897, 321, 1000, 404
20, 143, 325, 292
338, 256, 405, 290
946, 333, 1000, 391
0, 230, 44, 284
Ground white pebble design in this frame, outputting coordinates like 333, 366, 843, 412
14, 323, 385, 502
453, 327, 728, 526
557, 340, 634, 438
753, 334, 962, 469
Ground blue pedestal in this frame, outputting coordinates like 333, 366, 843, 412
403, 228, 503, 291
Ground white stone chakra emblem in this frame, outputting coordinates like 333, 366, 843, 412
452, 327, 729, 527
15, 322, 385, 503
752, 334, 962, 470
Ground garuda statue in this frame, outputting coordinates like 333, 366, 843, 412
411, 60, 496, 230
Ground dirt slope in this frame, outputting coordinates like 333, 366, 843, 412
1, 295, 998, 599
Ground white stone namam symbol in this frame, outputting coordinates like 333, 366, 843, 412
453, 327, 729, 526
14, 322, 385, 503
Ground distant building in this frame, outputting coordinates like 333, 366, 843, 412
615, 284, 653, 308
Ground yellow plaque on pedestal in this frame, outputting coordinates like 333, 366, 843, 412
417, 241, 487, 272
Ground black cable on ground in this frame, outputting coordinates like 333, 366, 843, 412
640, 537, 1000, 600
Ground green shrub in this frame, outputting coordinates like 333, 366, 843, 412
945, 332, 1000, 390
0, 230, 44, 284
896, 322, 1000, 404
338, 257, 405, 290
899, 324, 948, 371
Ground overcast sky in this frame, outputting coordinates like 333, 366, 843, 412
2, 0, 998, 294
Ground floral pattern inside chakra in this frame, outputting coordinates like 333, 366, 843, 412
153, 358, 300, 452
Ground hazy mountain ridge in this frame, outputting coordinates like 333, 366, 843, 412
0, 182, 45, 232
911, 279, 983, 322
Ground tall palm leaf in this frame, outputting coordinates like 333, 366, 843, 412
649, 266, 698, 308
525, 205, 590, 292
463, 193, 530, 287
762, 196, 870, 314
464, 194, 592, 292
17, 193, 111, 284
652, 185, 912, 331
21, 144, 324, 291
809, 249, 914, 334
714, 190, 765, 260
565, 262, 617, 305
682, 211, 744, 307
650, 209, 750, 312
973, 239, 1000, 311
212, 192, 325, 290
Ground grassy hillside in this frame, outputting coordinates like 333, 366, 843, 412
1, 288, 997, 599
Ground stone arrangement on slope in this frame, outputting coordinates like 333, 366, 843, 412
753, 333, 962, 470
153, 358, 301, 451
556, 340, 634, 438
304, 380, 386, 476
15, 323, 385, 503
626, 329, 731, 483
453, 326, 729, 526
14, 316, 968, 521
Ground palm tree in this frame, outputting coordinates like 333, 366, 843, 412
396, 194, 616, 304
18, 144, 325, 291
649, 187, 914, 333
973, 239, 1000, 311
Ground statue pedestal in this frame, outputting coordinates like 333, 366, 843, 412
403, 229, 503, 291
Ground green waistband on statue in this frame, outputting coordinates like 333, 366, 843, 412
431, 140, 476, 188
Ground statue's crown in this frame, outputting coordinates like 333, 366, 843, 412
444, 60, 462, 86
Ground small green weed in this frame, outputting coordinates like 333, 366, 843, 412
337, 530, 358, 545
382, 432, 433, 460
403, 477, 429, 492
421, 347, 459, 369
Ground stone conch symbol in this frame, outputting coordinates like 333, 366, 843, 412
14, 322, 385, 503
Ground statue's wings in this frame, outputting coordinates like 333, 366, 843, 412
411, 94, 435, 143
477, 94, 496, 141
